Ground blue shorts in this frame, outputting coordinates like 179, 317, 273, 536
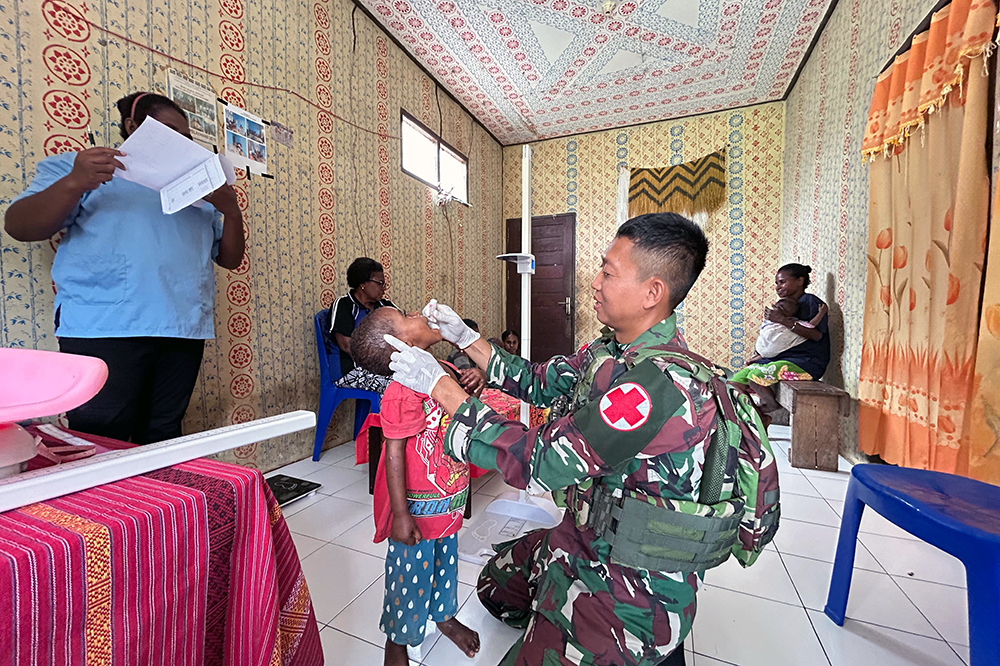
380, 533, 460, 646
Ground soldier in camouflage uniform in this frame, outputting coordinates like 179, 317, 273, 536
385, 213, 713, 666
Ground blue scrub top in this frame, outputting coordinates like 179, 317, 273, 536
14, 153, 225, 339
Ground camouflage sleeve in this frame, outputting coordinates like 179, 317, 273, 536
484, 343, 588, 408
444, 359, 690, 494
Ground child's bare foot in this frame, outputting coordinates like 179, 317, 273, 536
384, 639, 409, 666
437, 617, 480, 658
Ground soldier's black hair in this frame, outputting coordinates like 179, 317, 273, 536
616, 213, 709, 310
462, 318, 480, 332
351, 308, 396, 376
346, 257, 384, 290
115, 92, 187, 140
501, 329, 519, 342
778, 263, 812, 289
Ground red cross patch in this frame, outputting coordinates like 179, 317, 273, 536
599, 383, 652, 431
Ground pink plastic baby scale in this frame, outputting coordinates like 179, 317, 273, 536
0, 348, 108, 477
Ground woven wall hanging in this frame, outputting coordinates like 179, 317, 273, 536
628, 150, 726, 218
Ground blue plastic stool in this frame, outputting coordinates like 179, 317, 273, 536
311, 310, 380, 462
825, 464, 1000, 666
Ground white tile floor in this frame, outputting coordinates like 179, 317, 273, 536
269, 426, 971, 665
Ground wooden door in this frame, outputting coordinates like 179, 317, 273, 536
505, 214, 576, 363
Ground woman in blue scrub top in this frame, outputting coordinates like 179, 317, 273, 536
4, 92, 245, 444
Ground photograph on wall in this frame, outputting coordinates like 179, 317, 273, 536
223, 104, 268, 174
225, 108, 247, 136
226, 131, 248, 158
166, 70, 218, 149
270, 121, 294, 147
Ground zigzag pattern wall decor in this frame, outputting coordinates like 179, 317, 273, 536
628, 150, 726, 217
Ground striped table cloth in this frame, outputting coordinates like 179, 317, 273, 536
0, 428, 323, 666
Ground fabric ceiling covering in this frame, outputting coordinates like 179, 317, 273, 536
861, 0, 997, 160
628, 151, 726, 218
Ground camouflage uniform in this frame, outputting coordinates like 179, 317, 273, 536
443, 315, 717, 666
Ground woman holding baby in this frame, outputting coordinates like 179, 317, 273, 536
732, 263, 830, 413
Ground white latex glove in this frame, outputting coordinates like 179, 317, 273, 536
385, 335, 447, 396
421, 299, 481, 349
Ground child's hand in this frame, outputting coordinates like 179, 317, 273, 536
458, 367, 486, 398
764, 306, 792, 327
391, 513, 423, 546
818, 303, 829, 318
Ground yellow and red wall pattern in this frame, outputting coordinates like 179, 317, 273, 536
0, 0, 504, 471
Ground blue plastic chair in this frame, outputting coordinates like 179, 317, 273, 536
312, 310, 380, 462
826, 464, 1000, 666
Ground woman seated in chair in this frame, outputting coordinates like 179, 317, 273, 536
329, 257, 397, 394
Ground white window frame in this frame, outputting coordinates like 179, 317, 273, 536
400, 110, 469, 205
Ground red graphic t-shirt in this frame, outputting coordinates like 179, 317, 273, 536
372, 381, 470, 543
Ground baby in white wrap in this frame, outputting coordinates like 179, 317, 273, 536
754, 297, 813, 357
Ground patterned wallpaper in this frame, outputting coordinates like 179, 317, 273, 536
503, 103, 785, 369
0, 0, 503, 471
782, 0, 942, 457
782, 0, 941, 396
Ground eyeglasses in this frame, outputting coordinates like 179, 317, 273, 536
368, 279, 386, 288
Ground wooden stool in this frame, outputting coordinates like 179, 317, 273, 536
775, 381, 850, 472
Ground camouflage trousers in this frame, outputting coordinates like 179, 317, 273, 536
477, 527, 689, 666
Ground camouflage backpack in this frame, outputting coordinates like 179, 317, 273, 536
661, 345, 781, 567
585, 345, 781, 572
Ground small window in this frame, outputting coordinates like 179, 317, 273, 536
439, 144, 468, 204
400, 111, 469, 204
401, 114, 439, 187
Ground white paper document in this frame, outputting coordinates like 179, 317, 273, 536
116, 117, 228, 214
161, 155, 225, 214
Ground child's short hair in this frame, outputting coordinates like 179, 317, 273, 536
776, 296, 798, 314
351, 308, 397, 376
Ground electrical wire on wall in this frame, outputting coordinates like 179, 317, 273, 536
79, 6, 388, 258
348, 5, 370, 257
79, 15, 397, 141
434, 84, 460, 307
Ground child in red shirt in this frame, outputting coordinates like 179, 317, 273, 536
351, 308, 480, 666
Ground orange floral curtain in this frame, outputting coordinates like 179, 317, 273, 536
858, 0, 997, 481
969, 181, 1000, 480
862, 0, 997, 159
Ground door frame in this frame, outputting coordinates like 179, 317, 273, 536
504, 213, 577, 361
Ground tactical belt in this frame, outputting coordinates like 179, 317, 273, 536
583, 484, 743, 574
